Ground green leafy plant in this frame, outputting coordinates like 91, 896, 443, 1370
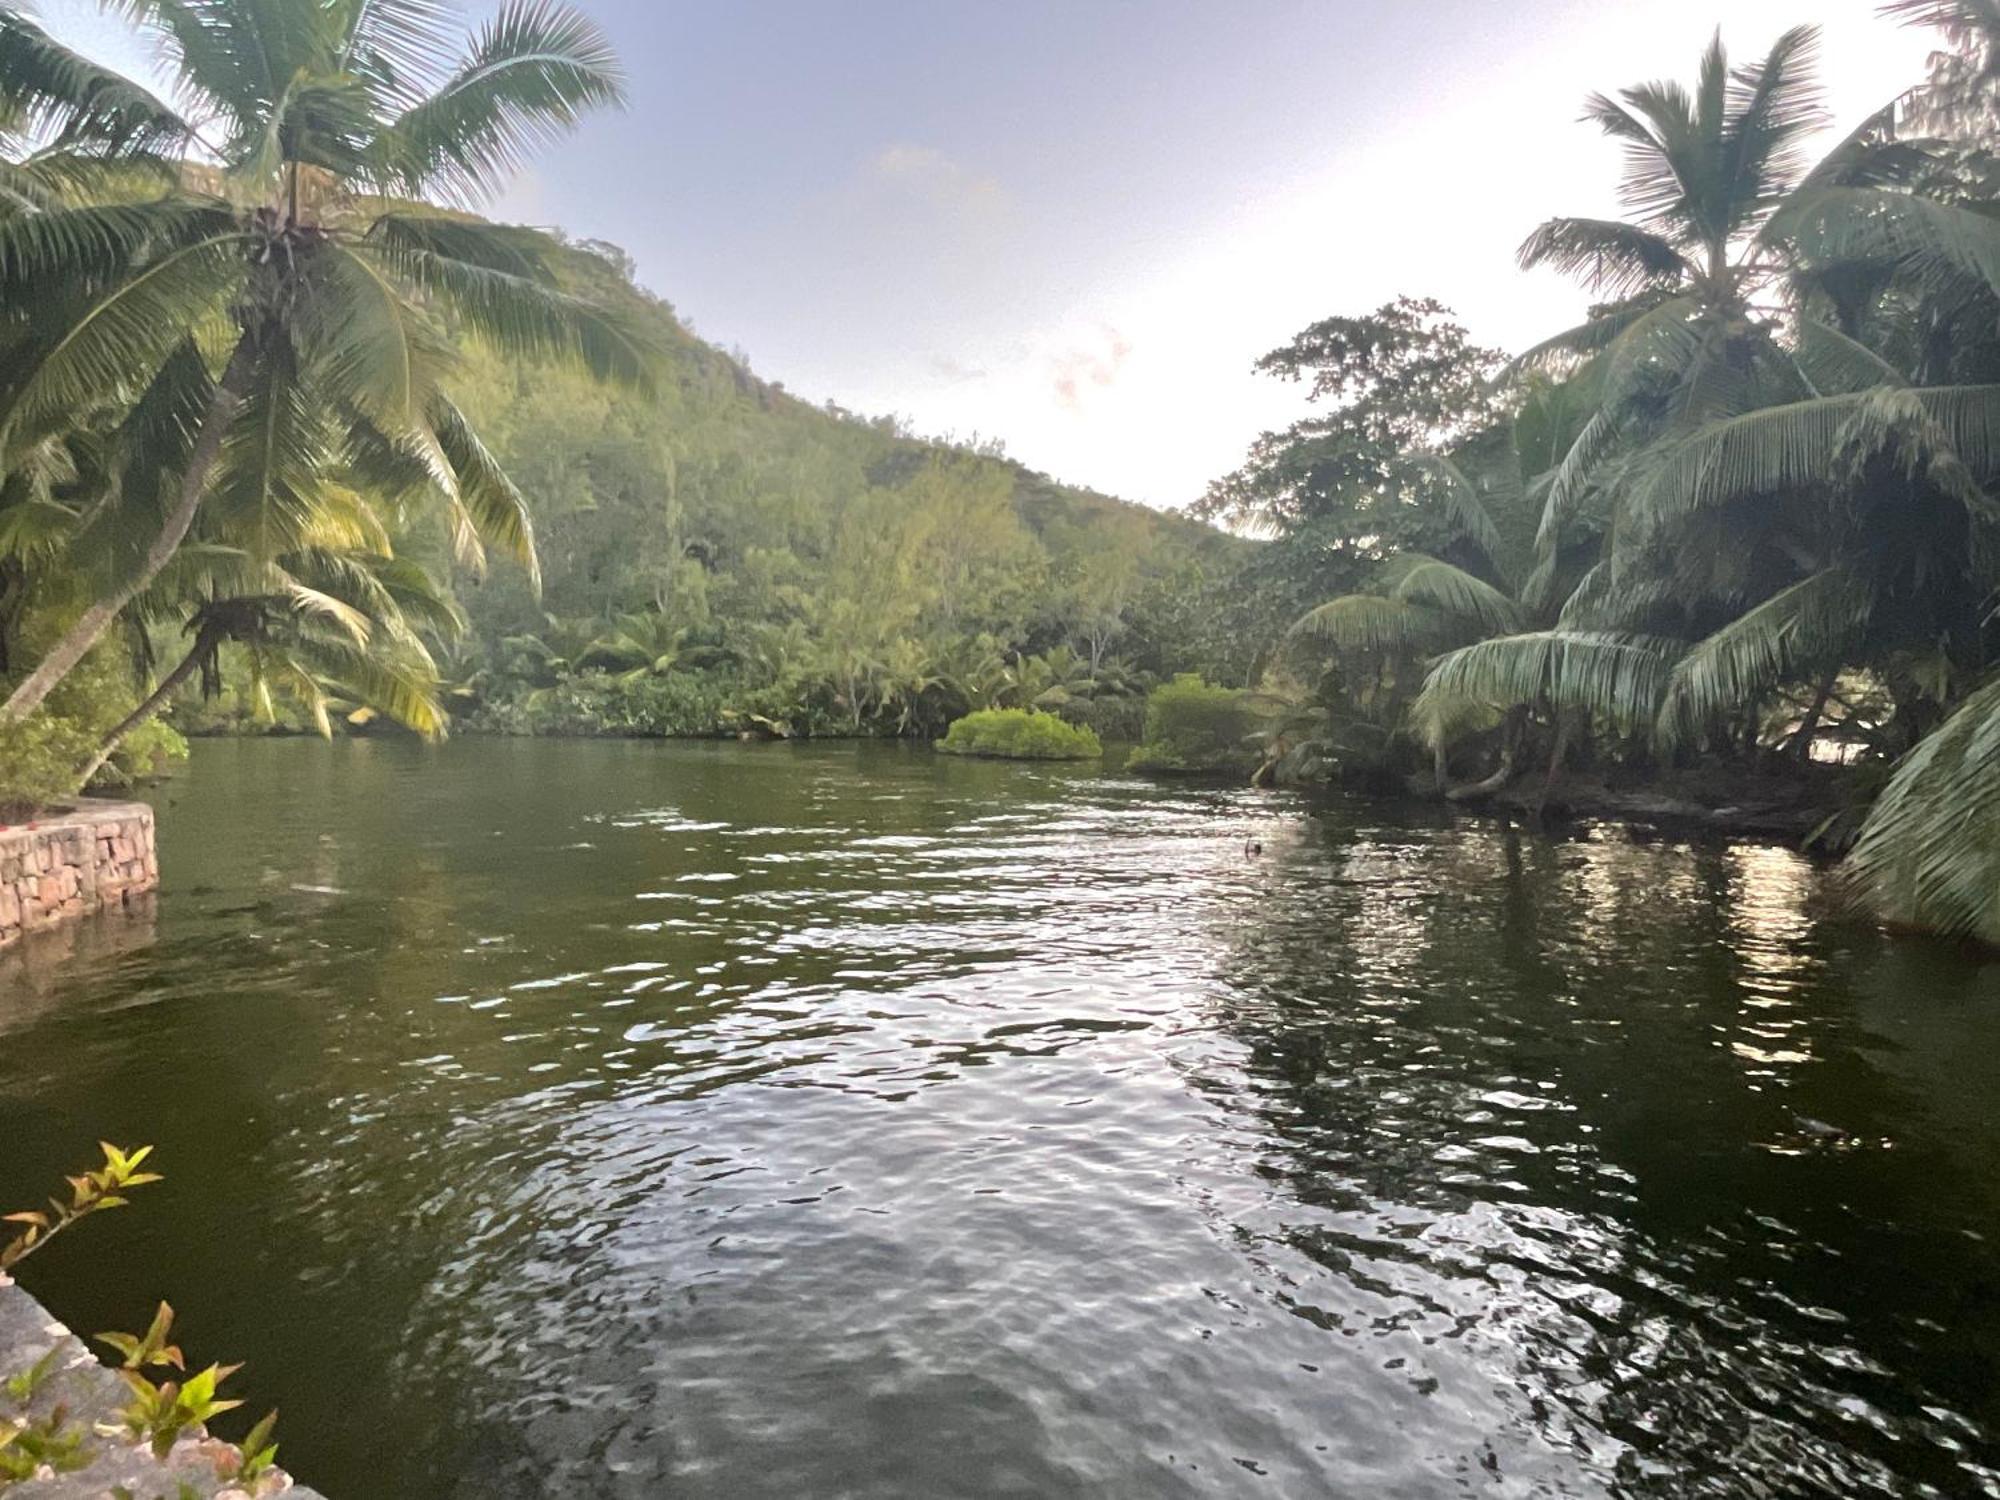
1, 1143, 161, 1273
936, 708, 1102, 761
96, 1302, 184, 1375
114, 1360, 242, 1462
1127, 675, 1264, 775
232, 1408, 281, 1486
2, 1347, 61, 1404
0, 712, 94, 821
0, 1408, 88, 1481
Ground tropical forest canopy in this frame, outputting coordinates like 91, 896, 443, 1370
4, 1, 2000, 945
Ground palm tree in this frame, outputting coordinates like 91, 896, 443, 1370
1413, 16, 2000, 795
1284, 375, 1624, 794
574, 610, 689, 682
1517, 27, 1829, 389
80, 533, 463, 784
0, 0, 651, 725
1514, 25, 1934, 546
1288, 453, 1524, 764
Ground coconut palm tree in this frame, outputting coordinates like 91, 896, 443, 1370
80, 533, 463, 784
1414, 15, 2000, 797
1514, 24, 1944, 555
0, 0, 651, 726
1284, 376, 1624, 792
1517, 27, 1829, 388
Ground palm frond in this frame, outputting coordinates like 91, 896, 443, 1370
1506, 307, 1647, 376
1656, 568, 1873, 748
1517, 216, 1693, 296
1414, 630, 1679, 739
1846, 671, 2000, 943
0, 198, 238, 319
1288, 593, 1443, 655
1599, 292, 1706, 410
368, 210, 560, 280
1583, 80, 1701, 234
1538, 408, 1619, 551
1881, 0, 2000, 54
1792, 317, 1909, 396
1404, 451, 1508, 576
1720, 24, 1825, 217
0, 226, 247, 449
1791, 102, 1930, 199
334, 0, 459, 110
430, 392, 537, 589
108, 0, 322, 139
358, 231, 654, 389
1628, 384, 2000, 535
374, 0, 623, 202
297, 240, 456, 429
0, 6, 190, 155
316, 643, 448, 735
209, 329, 334, 564
365, 551, 465, 640
1779, 187, 2000, 296
1388, 555, 1524, 635
283, 577, 374, 645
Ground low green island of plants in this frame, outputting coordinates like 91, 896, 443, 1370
936, 708, 1102, 761
1126, 675, 1263, 776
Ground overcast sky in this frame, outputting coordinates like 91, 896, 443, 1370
35, 0, 1941, 510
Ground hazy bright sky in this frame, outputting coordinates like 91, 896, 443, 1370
36, 0, 1941, 510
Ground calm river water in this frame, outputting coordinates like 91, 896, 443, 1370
1, 738, 1998, 1497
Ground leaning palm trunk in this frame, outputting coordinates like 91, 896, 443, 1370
1531, 714, 1574, 820
73, 618, 222, 788
1443, 707, 1526, 802
0, 338, 255, 725
1788, 673, 1838, 761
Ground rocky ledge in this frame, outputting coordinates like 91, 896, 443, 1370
0, 1279, 326, 1498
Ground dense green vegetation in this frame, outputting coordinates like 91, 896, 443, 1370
936, 708, 1102, 761
6, 0, 2000, 944
0, 0, 1246, 786
1126, 675, 1263, 776
0, 0, 647, 808
1219, 4, 2000, 943
437, 266, 1246, 742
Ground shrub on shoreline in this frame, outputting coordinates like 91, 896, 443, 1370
937, 708, 1102, 760
1126, 675, 1261, 775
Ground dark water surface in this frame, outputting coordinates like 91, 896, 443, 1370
2, 739, 1999, 1498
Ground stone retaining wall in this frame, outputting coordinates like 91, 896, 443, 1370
0, 802, 157, 949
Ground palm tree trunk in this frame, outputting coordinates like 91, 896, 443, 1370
1531, 713, 1572, 821
1788, 673, 1837, 762
73, 622, 218, 789
1443, 705, 1526, 803
0, 335, 257, 726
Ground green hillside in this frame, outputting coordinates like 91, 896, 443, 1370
431, 242, 1249, 740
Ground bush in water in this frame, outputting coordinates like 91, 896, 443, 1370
937, 708, 1103, 761
1126, 674, 1262, 775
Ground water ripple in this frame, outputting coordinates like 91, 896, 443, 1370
0, 738, 1996, 1499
